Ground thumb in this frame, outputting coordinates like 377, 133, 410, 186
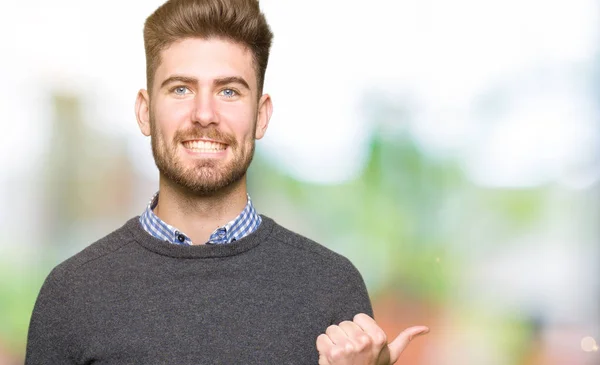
387, 326, 429, 364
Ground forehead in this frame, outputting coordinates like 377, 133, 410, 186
155, 37, 256, 88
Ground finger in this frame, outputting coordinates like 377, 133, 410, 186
339, 320, 372, 352
388, 326, 430, 364
353, 313, 388, 348
325, 324, 350, 345
318, 354, 331, 365
338, 320, 364, 338
316, 333, 334, 354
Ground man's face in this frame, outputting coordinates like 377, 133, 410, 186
136, 37, 271, 196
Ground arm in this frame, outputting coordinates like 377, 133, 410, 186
25, 269, 78, 365
330, 258, 374, 323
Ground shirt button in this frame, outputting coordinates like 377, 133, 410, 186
177, 234, 185, 243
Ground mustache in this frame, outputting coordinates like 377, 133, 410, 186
173, 127, 237, 147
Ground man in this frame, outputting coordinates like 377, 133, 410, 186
25, 0, 428, 364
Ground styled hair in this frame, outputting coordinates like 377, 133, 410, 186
143, 0, 273, 94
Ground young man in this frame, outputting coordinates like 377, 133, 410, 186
25, 0, 427, 364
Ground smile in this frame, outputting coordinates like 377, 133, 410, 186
182, 140, 228, 153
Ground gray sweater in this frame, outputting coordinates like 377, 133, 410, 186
26, 215, 373, 364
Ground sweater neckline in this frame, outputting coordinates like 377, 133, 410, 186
127, 214, 275, 259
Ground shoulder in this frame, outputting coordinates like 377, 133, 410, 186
260, 216, 373, 317
47, 217, 138, 284
262, 215, 361, 274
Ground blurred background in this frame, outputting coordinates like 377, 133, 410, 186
0, 0, 599, 364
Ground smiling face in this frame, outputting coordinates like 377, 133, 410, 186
135, 37, 272, 196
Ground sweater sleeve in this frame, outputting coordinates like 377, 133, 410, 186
331, 258, 374, 324
25, 268, 78, 365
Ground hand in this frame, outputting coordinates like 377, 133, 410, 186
316, 313, 429, 365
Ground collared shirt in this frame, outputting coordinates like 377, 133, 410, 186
139, 192, 262, 245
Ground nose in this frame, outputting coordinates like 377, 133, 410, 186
191, 91, 217, 127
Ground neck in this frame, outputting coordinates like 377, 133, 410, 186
154, 175, 249, 245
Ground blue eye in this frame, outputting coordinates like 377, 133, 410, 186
221, 89, 237, 98
173, 86, 189, 95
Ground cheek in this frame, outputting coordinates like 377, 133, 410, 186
153, 100, 191, 139
218, 103, 256, 138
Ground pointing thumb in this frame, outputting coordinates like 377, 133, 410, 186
388, 326, 429, 364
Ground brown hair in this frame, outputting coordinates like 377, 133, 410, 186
143, 0, 273, 94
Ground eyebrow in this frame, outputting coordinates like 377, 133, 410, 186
160, 75, 251, 91
160, 76, 197, 89
214, 76, 250, 90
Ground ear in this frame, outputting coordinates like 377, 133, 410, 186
135, 89, 151, 136
255, 93, 273, 140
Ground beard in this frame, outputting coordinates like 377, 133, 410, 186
150, 116, 256, 197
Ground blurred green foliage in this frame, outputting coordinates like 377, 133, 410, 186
250, 127, 547, 304
0, 262, 46, 356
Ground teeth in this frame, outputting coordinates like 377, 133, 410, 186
183, 140, 227, 152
